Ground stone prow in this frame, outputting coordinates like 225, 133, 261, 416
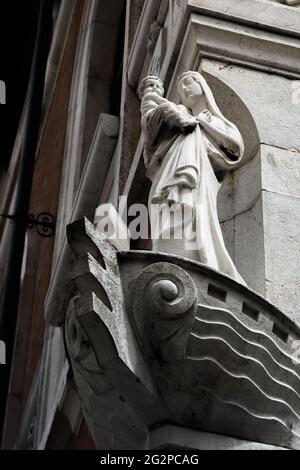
64, 217, 300, 449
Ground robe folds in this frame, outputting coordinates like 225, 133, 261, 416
142, 98, 245, 285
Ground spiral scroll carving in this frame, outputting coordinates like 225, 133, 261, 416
130, 262, 198, 362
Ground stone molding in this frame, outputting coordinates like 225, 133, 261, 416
168, 12, 300, 103
128, 0, 300, 97
187, 1, 300, 37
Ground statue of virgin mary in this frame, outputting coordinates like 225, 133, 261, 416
139, 71, 245, 285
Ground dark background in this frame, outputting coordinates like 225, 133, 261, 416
0, 1, 40, 178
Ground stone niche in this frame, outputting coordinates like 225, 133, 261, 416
164, 9, 300, 324
201, 59, 300, 323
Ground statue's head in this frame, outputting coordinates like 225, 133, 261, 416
138, 75, 164, 100
177, 71, 205, 109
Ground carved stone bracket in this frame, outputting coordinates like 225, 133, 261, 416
65, 295, 151, 450
65, 218, 167, 450
65, 217, 300, 449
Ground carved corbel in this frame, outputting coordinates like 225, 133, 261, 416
64, 217, 300, 449
64, 218, 167, 450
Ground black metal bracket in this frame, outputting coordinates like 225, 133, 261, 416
27, 212, 56, 237
0, 212, 55, 237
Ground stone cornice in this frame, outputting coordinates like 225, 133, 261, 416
188, 0, 300, 37
168, 12, 300, 101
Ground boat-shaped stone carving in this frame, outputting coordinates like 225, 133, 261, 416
65, 217, 300, 449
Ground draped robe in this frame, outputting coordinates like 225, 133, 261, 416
141, 95, 245, 284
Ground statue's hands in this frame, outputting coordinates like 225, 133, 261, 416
197, 109, 212, 125
179, 116, 198, 133
160, 101, 198, 132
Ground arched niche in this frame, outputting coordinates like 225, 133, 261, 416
167, 65, 263, 290
194, 71, 263, 292
194, 70, 260, 277
202, 71, 260, 167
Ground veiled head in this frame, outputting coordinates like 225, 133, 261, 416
177, 71, 204, 109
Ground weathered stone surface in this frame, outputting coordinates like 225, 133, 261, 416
218, 143, 300, 319
234, 195, 265, 296
65, 294, 165, 450
150, 424, 287, 450
234, 152, 262, 215
122, 250, 300, 449
263, 191, 300, 321
66, 218, 156, 389
188, 0, 300, 35
217, 151, 261, 224
217, 152, 265, 295
220, 218, 235, 262
261, 145, 300, 199
202, 72, 260, 166
168, 13, 300, 117
64, 217, 300, 449
259, 145, 300, 320
202, 60, 300, 153
225, 144, 300, 322
65, 218, 167, 449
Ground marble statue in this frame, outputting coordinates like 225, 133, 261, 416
139, 72, 245, 284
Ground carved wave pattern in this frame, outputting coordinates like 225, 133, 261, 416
183, 303, 300, 448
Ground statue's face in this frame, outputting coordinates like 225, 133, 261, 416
178, 76, 203, 108
143, 79, 163, 97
